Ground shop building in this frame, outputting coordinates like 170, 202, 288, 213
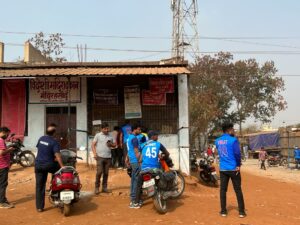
0, 42, 191, 174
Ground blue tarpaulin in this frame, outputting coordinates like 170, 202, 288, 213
249, 132, 280, 150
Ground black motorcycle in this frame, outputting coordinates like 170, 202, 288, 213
138, 157, 185, 214
7, 134, 35, 167
198, 157, 218, 186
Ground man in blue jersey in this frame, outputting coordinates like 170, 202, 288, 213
125, 124, 142, 208
121, 120, 132, 168
215, 123, 246, 218
133, 130, 170, 208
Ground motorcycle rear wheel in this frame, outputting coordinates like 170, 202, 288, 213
170, 172, 185, 199
63, 204, 71, 217
153, 191, 167, 214
19, 151, 35, 167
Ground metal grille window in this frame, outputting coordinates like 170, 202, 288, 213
87, 76, 178, 135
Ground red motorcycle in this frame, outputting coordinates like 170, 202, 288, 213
49, 149, 82, 216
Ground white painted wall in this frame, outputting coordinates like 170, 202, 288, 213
24, 77, 87, 150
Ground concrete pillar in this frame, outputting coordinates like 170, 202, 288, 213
178, 74, 190, 175
0, 42, 4, 63
24, 41, 50, 63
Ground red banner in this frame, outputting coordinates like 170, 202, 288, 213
149, 77, 174, 93
1, 80, 26, 139
142, 90, 166, 105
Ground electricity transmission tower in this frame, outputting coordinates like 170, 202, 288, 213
171, 0, 200, 60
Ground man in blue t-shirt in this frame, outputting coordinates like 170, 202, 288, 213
294, 146, 300, 169
133, 130, 170, 208
215, 123, 246, 218
35, 124, 64, 212
121, 120, 132, 168
125, 124, 141, 208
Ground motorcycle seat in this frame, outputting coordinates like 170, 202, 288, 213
55, 166, 76, 174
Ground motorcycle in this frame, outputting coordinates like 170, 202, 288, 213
190, 150, 198, 172
198, 156, 218, 186
267, 153, 287, 167
140, 157, 185, 214
49, 149, 82, 217
6, 133, 35, 167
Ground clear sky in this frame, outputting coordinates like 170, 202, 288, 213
0, 0, 299, 128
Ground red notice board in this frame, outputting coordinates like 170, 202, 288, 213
142, 90, 166, 105
149, 77, 174, 93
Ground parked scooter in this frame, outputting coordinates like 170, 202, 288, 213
139, 157, 185, 214
6, 133, 35, 167
198, 156, 218, 186
49, 149, 82, 217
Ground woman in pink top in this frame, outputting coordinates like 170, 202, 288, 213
0, 127, 15, 209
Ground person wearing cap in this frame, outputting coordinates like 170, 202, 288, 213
133, 130, 170, 209
35, 123, 64, 212
215, 122, 246, 218
294, 146, 300, 169
259, 147, 268, 170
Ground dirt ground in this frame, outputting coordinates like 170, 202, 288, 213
0, 162, 300, 225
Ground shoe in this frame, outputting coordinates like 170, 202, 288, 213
138, 200, 143, 207
101, 188, 112, 193
37, 209, 44, 212
239, 212, 247, 218
129, 202, 134, 208
220, 211, 227, 217
94, 188, 100, 195
0, 202, 14, 209
132, 203, 141, 209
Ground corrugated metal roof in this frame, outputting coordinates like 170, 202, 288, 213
0, 66, 190, 77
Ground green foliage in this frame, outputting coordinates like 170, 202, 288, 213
29, 32, 66, 62
189, 52, 287, 136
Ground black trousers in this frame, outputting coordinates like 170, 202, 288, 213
35, 162, 60, 210
220, 171, 245, 213
95, 157, 111, 189
261, 160, 266, 170
111, 149, 118, 167
0, 167, 9, 203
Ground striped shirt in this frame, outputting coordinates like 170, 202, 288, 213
0, 138, 10, 169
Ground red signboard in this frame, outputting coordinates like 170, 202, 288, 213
149, 77, 174, 93
142, 90, 166, 105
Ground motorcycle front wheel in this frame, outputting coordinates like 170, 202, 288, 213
153, 191, 167, 214
19, 151, 35, 167
199, 171, 210, 183
63, 203, 71, 217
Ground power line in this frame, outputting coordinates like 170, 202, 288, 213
2, 30, 300, 40
3, 30, 300, 51
5, 42, 300, 55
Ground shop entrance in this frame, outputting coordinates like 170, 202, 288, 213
46, 107, 77, 149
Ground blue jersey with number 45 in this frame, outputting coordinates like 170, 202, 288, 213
141, 140, 161, 171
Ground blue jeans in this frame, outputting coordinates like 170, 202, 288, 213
130, 163, 140, 202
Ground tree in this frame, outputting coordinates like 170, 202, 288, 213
189, 52, 287, 141
29, 32, 66, 62
226, 59, 286, 135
